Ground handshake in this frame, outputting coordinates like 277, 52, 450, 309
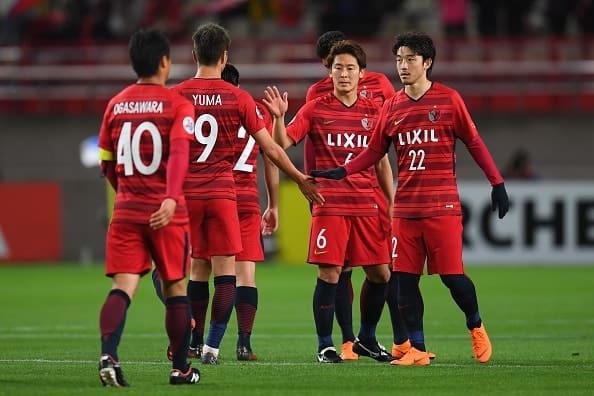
311, 167, 510, 220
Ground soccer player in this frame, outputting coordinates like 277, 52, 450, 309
172, 22, 321, 365
305, 30, 416, 362
264, 40, 393, 363
182, 63, 279, 362
226, 63, 279, 361
97, 28, 200, 386
311, 32, 510, 366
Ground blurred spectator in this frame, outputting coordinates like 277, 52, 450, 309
546, 0, 594, 36
503, 148, 539, 180
27, 0, 90, 43
274, 0, 305, 37
473, 0, 535, 37
90, 0, 146, 41
318, 0, 396, 37
576, 0, 594, 34
439, 0, 468, 38
0, 0, 43, 44
142, 0, 185, 40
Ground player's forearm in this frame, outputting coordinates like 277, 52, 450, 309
263, 154, 280, 209
265, 144, 306, 184
344, 146, 385, 175
375, 155, 394, 204
166, 138, 189, 200
272, 115, 293, 149
466, 135, 504, 186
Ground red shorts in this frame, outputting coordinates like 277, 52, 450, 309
308, 215, 390, 267
187, 199, 242, 258
392, 215, 464, 275
105, 222, 189, 281
236, 212, 264, 262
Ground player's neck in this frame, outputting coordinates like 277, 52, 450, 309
136, 76, 164, 86
195, 65, 221, 79
333, 90, 358, 106
404, 78, 432, 100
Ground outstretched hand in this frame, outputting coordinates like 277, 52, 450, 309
491, 183, 509, 219
298, 176, 324, 205
262, 86, 288, 118
310, 167, 347, 180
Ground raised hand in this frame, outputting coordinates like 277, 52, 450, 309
262, 86, 288, 118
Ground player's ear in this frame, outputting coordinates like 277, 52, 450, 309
192, 50, 198, 64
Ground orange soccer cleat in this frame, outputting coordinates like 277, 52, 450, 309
340, 340, 359, 360
392, 340, 436, 360
470, 323, 492, 363
390, 347, 431, 366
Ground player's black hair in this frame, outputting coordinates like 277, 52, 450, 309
128, 28, 170, 78
392, 32, 436, 77
326, 40, 367, 70
316, 30, 346, 60
192, 22, 230, 66
221, 63, 240, 86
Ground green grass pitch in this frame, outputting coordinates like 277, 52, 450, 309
0, 263, 593, 395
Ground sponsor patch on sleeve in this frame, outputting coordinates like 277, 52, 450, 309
183, 116, 195, 134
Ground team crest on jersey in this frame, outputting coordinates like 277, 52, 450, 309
428, 108, 440, 123
359, 89, 368, 98
183, 116, 194, 134
361, 118, 373, 130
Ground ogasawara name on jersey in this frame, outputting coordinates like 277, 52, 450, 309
113, 100, 164, 114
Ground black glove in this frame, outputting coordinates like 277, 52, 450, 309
491, 183, 509, 219
310, 167, 347, 180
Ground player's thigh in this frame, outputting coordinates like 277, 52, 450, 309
425, 215, 464, 275
149, 224, 190, 281
392, 217, 426, 275
348, 216, 390, 267
308, 215, 348, 266
205, 199, 242, 256
188, 199, 242, 258
236, 212, 264, 262
187, 200, 207, 258
105, 222, 151, 276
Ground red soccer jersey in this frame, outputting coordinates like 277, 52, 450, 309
233, 101, 273, 216
171, 78, 266, 201
369, 82, 480, 218
304, 71, 395, 173
98, 83, 195, 225
288, 94, 380, 217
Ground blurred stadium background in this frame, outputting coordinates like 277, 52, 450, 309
0, 0, 593, 265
